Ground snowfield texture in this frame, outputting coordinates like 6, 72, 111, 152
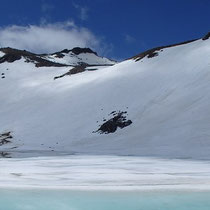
1, 155, 210, 190
1, 38, 210, 159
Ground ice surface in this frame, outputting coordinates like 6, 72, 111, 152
1, 155, 210, 190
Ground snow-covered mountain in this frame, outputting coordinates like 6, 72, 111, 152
43, 48, 116, 66
0, 47, 115, 67
1, 33, 210, 159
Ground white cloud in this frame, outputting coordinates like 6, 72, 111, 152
0, 21, 101, 54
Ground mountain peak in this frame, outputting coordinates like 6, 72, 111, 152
55, 47, 98, 56
0, 46, 115, 67
71, 47, 97, 56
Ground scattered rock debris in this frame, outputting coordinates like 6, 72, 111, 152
0, 132, 12, 146
0, 152, 11, 158
95, 111, 132, 134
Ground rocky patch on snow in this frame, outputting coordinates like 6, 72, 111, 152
54, 64, 99, 79
95, 111, 132, 134
54, 64, 87, 79
0, 152, 11, 158
0, 132, 12, 146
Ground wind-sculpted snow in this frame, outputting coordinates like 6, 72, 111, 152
1, 155, 210, 190
1, 38, 210, 158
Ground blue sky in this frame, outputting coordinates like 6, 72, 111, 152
0, 0, 210, 60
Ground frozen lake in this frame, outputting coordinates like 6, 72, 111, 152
1, 155, 210, 209
1, 155, 210, 190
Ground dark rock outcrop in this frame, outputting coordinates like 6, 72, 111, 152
0, 131, 12, 146
96, 111, 132, 134
202, 32, 210, 40
0, 47, 68, 67
54, 64, 87, 80
51, 47, 97, 58
71, 47, 97, 56
0, 152, 11, 158
131, 39, 198, 62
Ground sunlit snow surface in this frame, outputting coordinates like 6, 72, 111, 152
1, 39, 210, 158
1, 155, 210, 190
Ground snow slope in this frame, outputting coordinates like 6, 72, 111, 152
1, 37, 210, 159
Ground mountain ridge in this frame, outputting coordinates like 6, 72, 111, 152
0, 33, 210, 159
0, 46, 116, 67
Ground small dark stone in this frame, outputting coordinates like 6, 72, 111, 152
110, 111, 116, 115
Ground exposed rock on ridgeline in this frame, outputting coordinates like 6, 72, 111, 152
0, 47, 115, 67
202, 32, 210, 40
0, 48, 67, 67
52, 47, 98, 58
71, 47, 98, 55
131, 39, 198, 61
